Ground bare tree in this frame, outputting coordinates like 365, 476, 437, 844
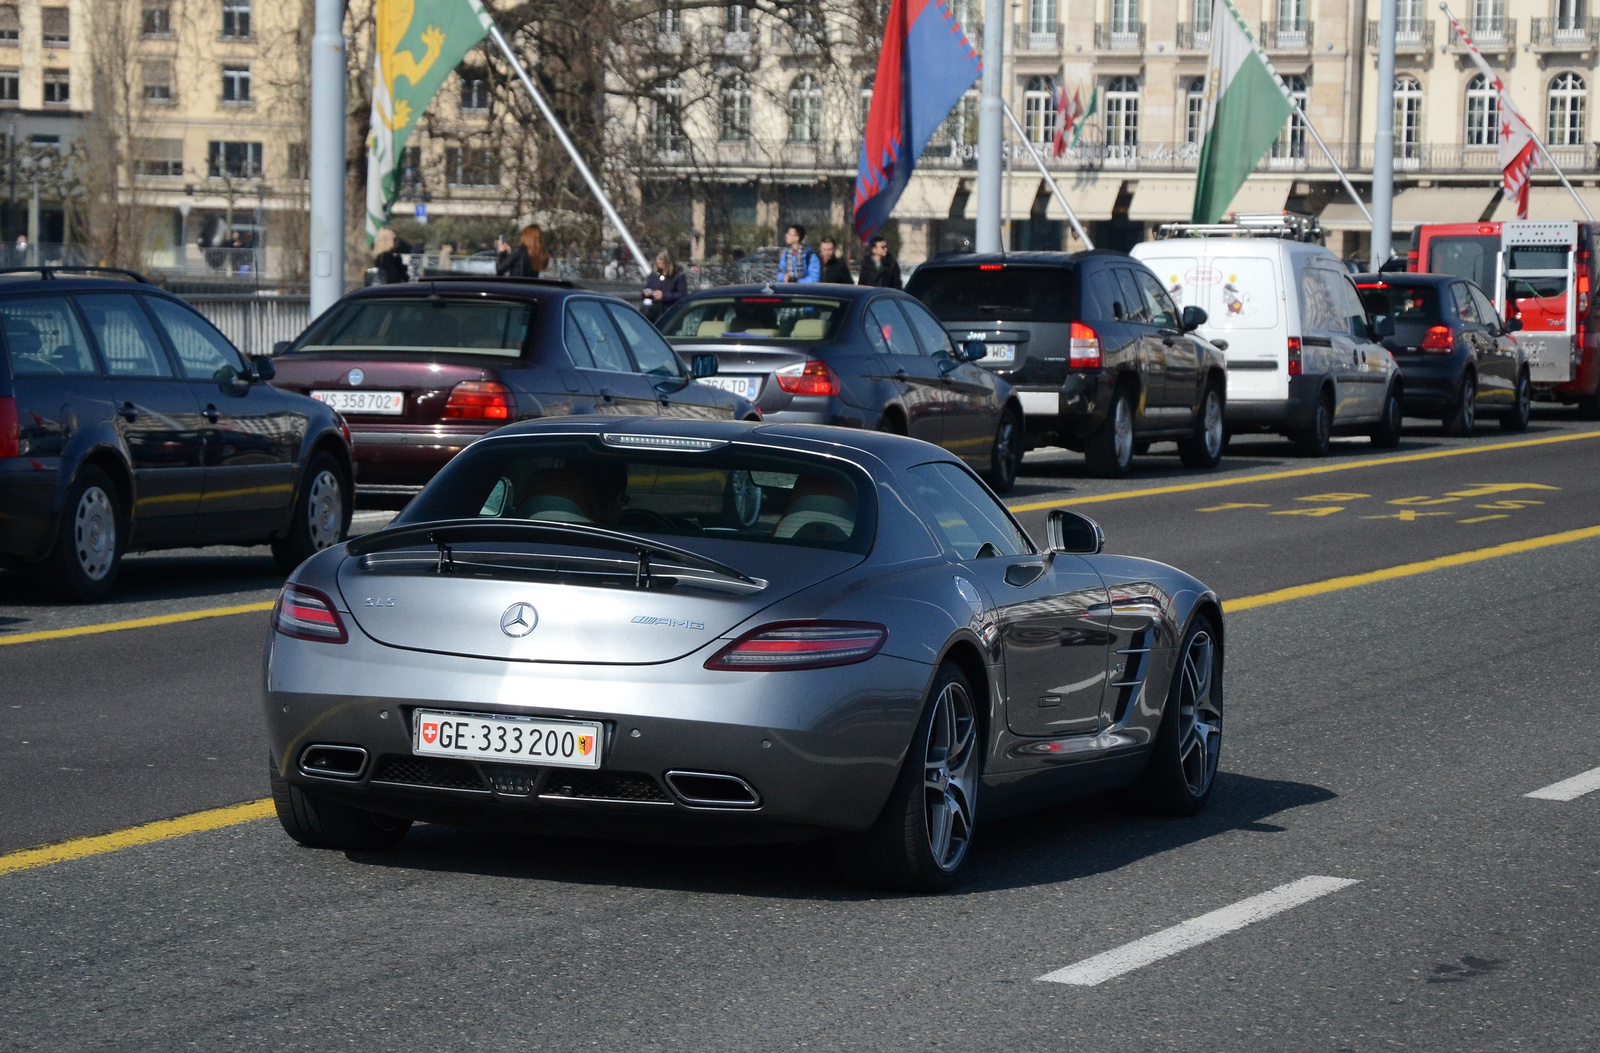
82, 0, 152, 268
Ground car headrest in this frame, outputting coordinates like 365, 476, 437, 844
789, 318, 826, 340
3, 317, 42, 359
512, 469, 598, 523
696, 320, 728, 337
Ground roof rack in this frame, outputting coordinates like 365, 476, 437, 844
0, 265, 152, 283
423, 274, 577, 289
1155, 211, 1323, 243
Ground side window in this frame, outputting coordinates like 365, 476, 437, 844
1113, 269, 1149, 322
565, 300, 632, 373
563, 312, 596, 369
1133, 269, 1180, 328
1469, 285, 1502, 332
866, 299, 923, 356
906, 461, 1030, 560
899, 299, 955, 357
1337, 276, 1370, 340
75, 294, 174, 378
0, 297, 99, 376
1298, 264, 1346, 334
606, 304, 682, 377
1452, 283, 1482, 325
145, 296, 245, 380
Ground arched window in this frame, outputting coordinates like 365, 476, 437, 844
650, 76, 684, 152
1023, 75, 1056, 144
720, 74, 751, 142
1184, 76, 1206, 144
859, 76, 874, 130
1272, 75, 1307, 159
1465, 73, 1500, 146
788, 74, 822, 143
1549, 72, 1587, 146
1104, 75, 1139, 150
1394, 75, 1423, 160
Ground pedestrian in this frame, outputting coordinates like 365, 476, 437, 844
497, 224, 550, 277
642, 250, 687, 322
858, 235, 902, 289
817, 237, 853, 284
437, 241, 454, 273
372, 227, 410, 284
776, 224, 821, 283
14, 233, 27, 266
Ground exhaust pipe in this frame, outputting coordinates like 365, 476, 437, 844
664, 770, 761, 809
299, 744, 368, 780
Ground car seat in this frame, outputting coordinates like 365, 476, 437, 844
772, 476, 856, 543
512, 469, 600, 523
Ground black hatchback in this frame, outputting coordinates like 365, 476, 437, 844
0, 268, 354, 601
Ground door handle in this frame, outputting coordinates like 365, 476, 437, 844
202, 404, 220, 424
118, 401, 139, 422
893, 368, 910, 380
599, 387, 616, 402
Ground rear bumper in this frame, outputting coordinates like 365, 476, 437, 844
1224, 376, 1323, 430
1014, 373, 1113, 443
348, 427, 496, 488
0, 461, 58, 562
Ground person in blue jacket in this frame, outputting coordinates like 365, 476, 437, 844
776, 224, 821, 283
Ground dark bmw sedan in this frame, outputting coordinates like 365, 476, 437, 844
656, 285, 1025, 491
270, 277, 755, 497
1354, 273, 1530, 435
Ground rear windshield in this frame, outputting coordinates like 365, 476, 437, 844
290, 298, 533, 357
1357, 284, 1439, 322
908, 265, 1076, 322
659, 297, 847, 341
1427, 235, 1499, 291
399, 437, 875, 554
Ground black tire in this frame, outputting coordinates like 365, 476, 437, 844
1084, 386, 1135, 478
834, 662, 980, 893
1577, 389, 1600, 420
1132, 615, 1223, 817
1177, 384, 1225, 469
1443, 372, 1477, 437
1133, 441, 1151, 456
37, 465, 125, 603
1289, 390, 1333, 457
982, 407, 1023, 494
1369, 382, 1404, 448
876, 410, 907, 435
1501, 370, 1531, 432
272, 452, 350, 574
269, 759, 411, 851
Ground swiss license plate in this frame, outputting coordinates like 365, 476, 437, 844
413, 710, 603, 769
311, 390, 405, 415
979, 343, 1016, 363
699, 374, 760, 399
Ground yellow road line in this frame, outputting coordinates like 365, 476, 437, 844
0, 798, 274, 878
1007, 429, 1600, 513
1224, 524, 1600, 613
0, 601, 274, 647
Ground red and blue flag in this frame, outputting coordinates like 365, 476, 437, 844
853, 0, 981, 243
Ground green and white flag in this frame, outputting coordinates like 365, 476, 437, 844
365, 0, 494, 241
1191, 0, 1293, 223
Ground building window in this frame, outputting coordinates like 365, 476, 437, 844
0, 6, 18, 44
939, 88, 980, 145
1465, 73, 1499, 145
651, 77, 685, 152
1185, 77, 1206, 143
1110, 0, 1139, 33
222, 0, 252, 40
1469, 0, 1504, 35
725, 3, 750, 32
1028, 0, 1057, 35
222, 65, 251, 104
1104, 75, 1140, 149
1192, 0, 1211, 33
460, 70, 489, 113
1394, 75, 1423, 160
1023, 75, 1056, 144
788, 73, 822, 143
42, 70, 68, 106
134, 138, 184, 178
0, 69, 17, 104
720, 75, 751, 141
1396, 0, 1422, 35
208, 141, 263, 179
859, 76, 873, 129
287, 143, 308, 181
399, 145, 423, 192
1272, 74, 1307, 158
1557, 0, 1587, 31
41, 6, 68, 48
143, 60, 174, 103
1276, 0, 1305, 30
656, 3, 682, 36
445, 146, 498, 186
141, 3, 171, 37
1548, 72, 1587, 146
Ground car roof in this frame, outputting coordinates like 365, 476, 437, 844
678, 283, 893, 302
0, 271, 179, 296
1352, 272, 1459, 288
1133, 239, 1336, 261
912, 251, 1106, 270
333, 276, 599, 304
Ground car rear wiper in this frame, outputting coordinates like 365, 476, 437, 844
347, 519, 767, 592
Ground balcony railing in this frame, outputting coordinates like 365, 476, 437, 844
1175, 24, 1211, 50
700, 26, 753, 54
1449, 17, 1515, 49
1259, 21, 1313, 49
1366, 19, 1433, 51
1094, 23, 1146, 50
1530, 17, 1600, 49
770, 24, 826, 53
1013, 24, 1061, 51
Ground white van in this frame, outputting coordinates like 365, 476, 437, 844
1131, 236, 1401, 454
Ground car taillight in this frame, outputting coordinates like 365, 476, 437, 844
272, 584, 349, 644
1579, 249, 1591, 315
443, 381, 512, 420
1286, 336, 1302, 376
0, 396, 17, 458
1069, 321, 1102, 368
1421, 325, 1454, 352
705, 621, 887, 671
774, 360, 841, 397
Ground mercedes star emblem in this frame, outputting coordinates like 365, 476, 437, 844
500, 602, 538, 638
347, 367, 365, 386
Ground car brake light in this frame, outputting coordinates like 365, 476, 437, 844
1069, 322, 1102, 368
1421, 325, 1454, 352
443, 381, 512, 420
0, 396, 16, 458
978, 264, 1004, 271
705, 621, 887, 671
1478, 225, 1497, 234
1579, 249, 1591, 315
1287, 336, 1302, 375
774, 360, 841, 397
272, 584, 349, 644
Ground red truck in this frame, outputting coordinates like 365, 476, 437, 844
1409, 220, 1600, 416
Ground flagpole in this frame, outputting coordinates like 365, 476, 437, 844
1439, 3, 1594, 222
974, 0, 1006, 253
1001, 100, 1094, 249
485, 23, 652, 277
307, 0, 344, 318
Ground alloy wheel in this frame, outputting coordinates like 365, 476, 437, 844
1112, 396, 1134, 469
994, 413, 1020, 484
73, 486, 117, 582
1459, 377, 1476, 432
1201, 390, 1223, 459
1175, 630, 1222, 798
923, 679, 978, 872
306, 470, 343, 552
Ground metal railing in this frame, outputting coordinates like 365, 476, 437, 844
1366, 19, 1434, 50
1449, 16, 1515, 47
1530, 16, 1600, 48
184, 294, 310, 357
769, 24, 826, 53
1259, 21, 1313, 49
1013, 23, 1061, 51
1175, 23, 1211, 50
1094, 22, 1145, 50
700, 25, 754, 53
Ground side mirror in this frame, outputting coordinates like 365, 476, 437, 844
272, 340, 292, 356
251, 354, 276, 382
1503, 317, 1523, 333
1371, 313, 1396, 338
691, 353, 719, 378
1211, 338, 1230, 352
1046, 509, 1105, 555
1180, 305, 1208, 332
961, 340, 987, 362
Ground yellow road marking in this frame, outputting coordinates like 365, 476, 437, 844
0, 798, 274, 878
1224, 525, 1600, 612
0, 601, 274, 647
1007, 429, 1600, 512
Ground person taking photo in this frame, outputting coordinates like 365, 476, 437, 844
643, 250, 687, 321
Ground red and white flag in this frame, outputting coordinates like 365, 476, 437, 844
1442, 4, 1537, 217
1053, 87, 1082, 158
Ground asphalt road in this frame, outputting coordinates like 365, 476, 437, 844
2, 411, 1597, 1051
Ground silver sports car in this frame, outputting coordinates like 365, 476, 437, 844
265, 418, 1223, 891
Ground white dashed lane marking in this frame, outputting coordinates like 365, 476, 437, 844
1526, 766, 1600, 802
1036, 876, 1361, 987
